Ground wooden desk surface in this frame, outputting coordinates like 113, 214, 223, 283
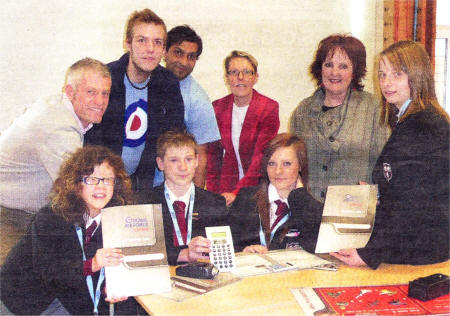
136, 260, 449, 316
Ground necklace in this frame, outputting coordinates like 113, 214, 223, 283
125, 72, 150, 90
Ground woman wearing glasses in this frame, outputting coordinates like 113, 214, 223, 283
1, 146, 138, 315
207, 50, 279, 206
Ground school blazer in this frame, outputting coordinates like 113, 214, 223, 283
358, 110, 449, 269
1, 206, 108, 315
138, 184, 228, 265
229, 186, 301, 252
207, 89, 279, 194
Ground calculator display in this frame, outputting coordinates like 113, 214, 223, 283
211, 231, 227, 239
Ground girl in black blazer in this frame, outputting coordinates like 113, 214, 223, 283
1, 146, 139, 315
230, 133, 312, 253
331, 41, 449, 269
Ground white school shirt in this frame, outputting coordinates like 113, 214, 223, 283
84, 213, 101, 235
164, 183, 192, 217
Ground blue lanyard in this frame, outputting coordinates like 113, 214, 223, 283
75, 225, 105, 315
164, 183, 195, 246
259, 213, 290, 247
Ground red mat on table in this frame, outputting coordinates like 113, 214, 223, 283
313, 284, 449, 315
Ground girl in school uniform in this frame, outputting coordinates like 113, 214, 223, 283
1, 146, 139, 315
331, 41, 449, 269
229, 133, 315, 253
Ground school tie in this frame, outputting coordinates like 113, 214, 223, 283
271, 200, 288, 231
173, 201, 187, 246
85, 221, 97, 245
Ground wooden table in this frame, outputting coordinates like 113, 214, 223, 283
136, 260, 449, 316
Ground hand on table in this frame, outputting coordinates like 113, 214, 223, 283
330, 248, 367, 267
178, 236, 211, 263
243, 244, 268, 254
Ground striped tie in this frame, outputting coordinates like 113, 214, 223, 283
271, 200, 288, 231
173, 201, 187, 246
85, 221, 97, 245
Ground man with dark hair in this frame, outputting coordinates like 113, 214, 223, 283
155, 25, 220, 188
85, 9, 185, 192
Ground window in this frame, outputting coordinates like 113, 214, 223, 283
435, 0, 450, 112
435, 37, 447, 111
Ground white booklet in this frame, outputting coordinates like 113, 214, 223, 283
315, 185, 378, 253
101, 204, 171, 297
233, 249, 336, 277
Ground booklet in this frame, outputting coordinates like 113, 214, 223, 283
101, 204, 171, 297
315, 185, 378, 253
233, 249, 336, 277
291, 284, 450, 315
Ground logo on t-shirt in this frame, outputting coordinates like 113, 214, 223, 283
123, 99, 148, 147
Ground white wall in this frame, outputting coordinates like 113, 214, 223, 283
0, 0, 382, 132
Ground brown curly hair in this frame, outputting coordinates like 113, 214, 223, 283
50, 145, 134, 225
310, 34, 367, 91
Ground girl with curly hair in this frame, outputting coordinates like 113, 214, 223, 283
1, 146, 140, 315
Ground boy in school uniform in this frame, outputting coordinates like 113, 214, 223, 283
138, 130, 228, 265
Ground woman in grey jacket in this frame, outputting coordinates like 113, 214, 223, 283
289, 34, 390, 202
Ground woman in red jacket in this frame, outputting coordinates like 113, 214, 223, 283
207, 50, 279, 205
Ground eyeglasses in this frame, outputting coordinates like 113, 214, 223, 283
82, 176, 116, 186
227, 69, 255, 78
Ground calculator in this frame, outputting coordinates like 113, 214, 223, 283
205, 226, 236, 272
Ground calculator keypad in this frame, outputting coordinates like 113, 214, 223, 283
206, 226, 236, 273
210, 239, 235, 272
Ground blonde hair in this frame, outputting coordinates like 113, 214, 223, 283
63, 57, 110, 91
156, 129, 198, 159
224, 50, 258, 73
125, 8, 166, 44
375, 40, 449, 125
